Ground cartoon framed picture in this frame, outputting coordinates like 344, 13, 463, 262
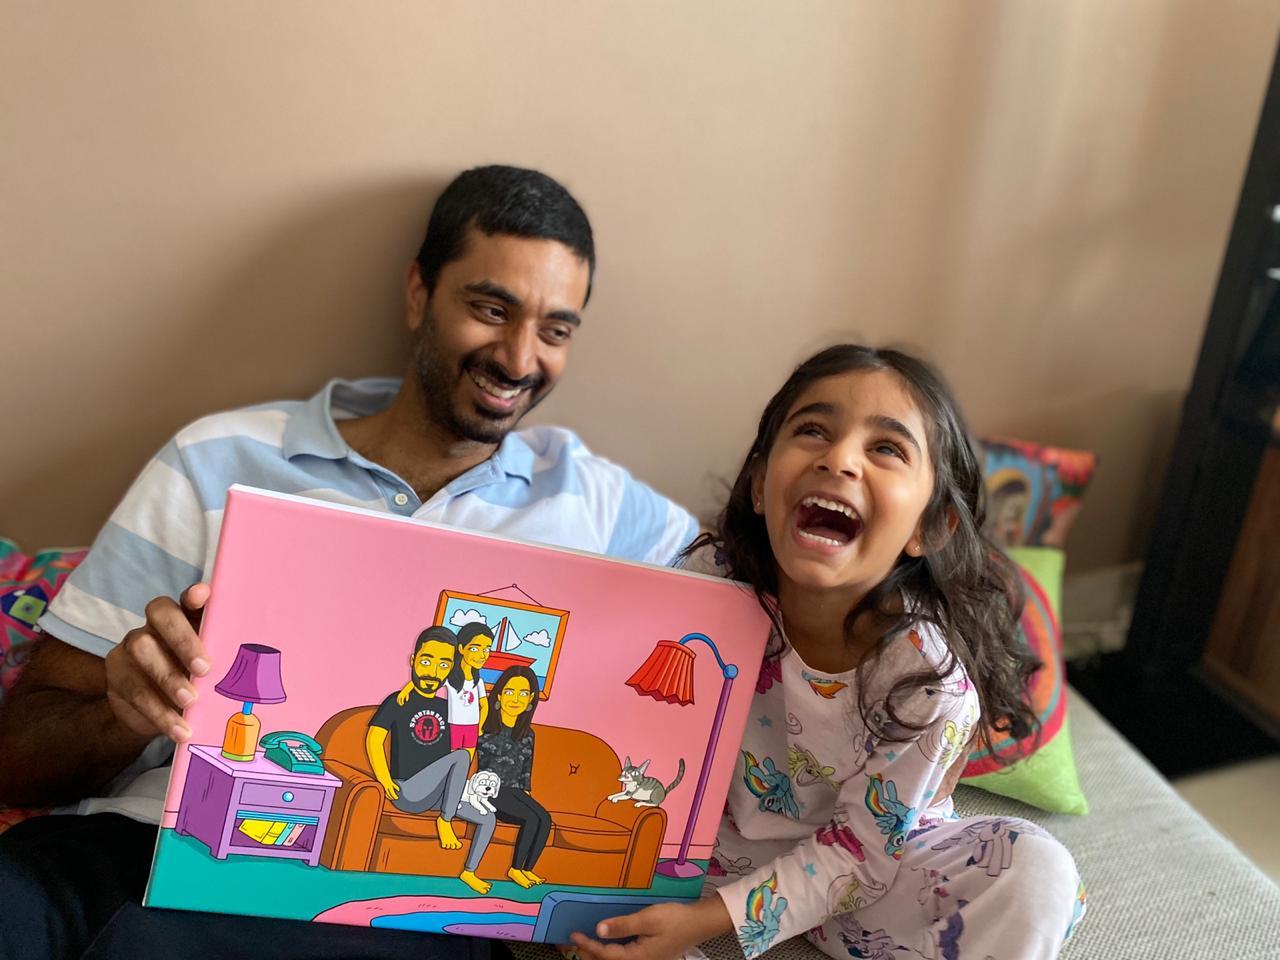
433, 588, 569, 700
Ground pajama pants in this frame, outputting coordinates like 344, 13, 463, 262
710, 815, 1085, 960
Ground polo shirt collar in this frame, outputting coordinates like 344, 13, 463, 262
282, 377, 401, 461
282, 377, 537, 486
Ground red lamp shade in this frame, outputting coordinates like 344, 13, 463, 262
626, 640, 695, 705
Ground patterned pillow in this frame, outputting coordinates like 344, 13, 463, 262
978, 437, 1097, 548
0, 539, 87, 700
959, 545, 1088, 815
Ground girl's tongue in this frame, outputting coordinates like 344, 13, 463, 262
795, 500, 863, 545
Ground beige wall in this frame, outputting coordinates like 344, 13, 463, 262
3, 1, 1278, 571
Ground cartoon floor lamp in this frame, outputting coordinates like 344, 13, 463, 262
625, 632, 738, 878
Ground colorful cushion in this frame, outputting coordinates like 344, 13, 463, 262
979, 437, 1097, 548
959, 545, 1088, 815
0, 539, 87, 700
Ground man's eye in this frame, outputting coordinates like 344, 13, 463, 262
541, 326, 572, 344
475, 303, 505, 322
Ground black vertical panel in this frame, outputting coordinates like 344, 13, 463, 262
1069, 36, 1280, 776
1124, 35, 1280, 685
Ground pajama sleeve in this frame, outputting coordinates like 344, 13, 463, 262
715, 676, 978, 957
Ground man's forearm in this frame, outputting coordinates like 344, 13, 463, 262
0, 686, 151, 806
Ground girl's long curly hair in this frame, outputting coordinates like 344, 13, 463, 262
687, 345, 1040, 764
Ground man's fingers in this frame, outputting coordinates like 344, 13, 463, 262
105, 661, 191, 742
144, 595, 210, 677
179, 583, 211, 634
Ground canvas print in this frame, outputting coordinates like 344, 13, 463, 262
144, 485, 771, 943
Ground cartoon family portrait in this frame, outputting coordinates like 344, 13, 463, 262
148, 488, 770, 942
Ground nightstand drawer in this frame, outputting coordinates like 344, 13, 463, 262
239, 781, 327, 811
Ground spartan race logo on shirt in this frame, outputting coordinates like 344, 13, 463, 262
409, 705, 446, 746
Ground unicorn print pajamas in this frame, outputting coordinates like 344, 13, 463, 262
708, 624, 1085, 960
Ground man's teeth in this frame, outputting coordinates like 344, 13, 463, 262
797, 529, 847, 547
470, 370, 523, 400
800, 495, 859, 521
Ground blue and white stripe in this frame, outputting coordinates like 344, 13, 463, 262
42, 377, 699, 660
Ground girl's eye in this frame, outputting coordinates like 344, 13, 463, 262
873, 441, 907, 461
794, 421, 827, 439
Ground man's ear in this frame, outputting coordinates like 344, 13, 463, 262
405, 262, 428, 332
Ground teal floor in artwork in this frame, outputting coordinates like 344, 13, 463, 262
146, 831, 705, 932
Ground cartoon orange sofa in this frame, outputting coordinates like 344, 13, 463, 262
315, 706, 668, 888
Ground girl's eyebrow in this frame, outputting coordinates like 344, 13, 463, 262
868, 414, 921, 453
784, 401, 836, 423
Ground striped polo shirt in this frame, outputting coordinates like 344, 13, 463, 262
40, 376, 698, 822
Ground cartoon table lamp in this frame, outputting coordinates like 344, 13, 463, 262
214, 643, 286, 761
626, 631, 738, 878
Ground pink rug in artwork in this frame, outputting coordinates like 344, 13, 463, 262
314, 894, 541, 940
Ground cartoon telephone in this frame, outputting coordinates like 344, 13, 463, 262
260, 732, 325, 775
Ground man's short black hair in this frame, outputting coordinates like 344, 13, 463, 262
415, 165, 595, 305
413, 624, 459, 657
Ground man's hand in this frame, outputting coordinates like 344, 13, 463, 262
104, 584, 211, 743
568, 898, 732, 960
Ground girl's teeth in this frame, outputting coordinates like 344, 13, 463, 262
797, 529, 846, 547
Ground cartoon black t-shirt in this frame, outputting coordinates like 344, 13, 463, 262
370, 691, 452, 781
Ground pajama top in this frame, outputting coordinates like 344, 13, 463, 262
709, 619, 980, 958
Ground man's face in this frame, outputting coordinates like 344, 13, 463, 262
410, 639, 455, 696
409, 229, 590, 445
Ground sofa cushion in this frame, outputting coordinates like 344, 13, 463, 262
0, 539, 87, 700
978, 437, 1097, 548
959, 546, 1088, 815
545, 812, 631, 854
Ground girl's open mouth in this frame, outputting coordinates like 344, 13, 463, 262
793, 495, 863, 547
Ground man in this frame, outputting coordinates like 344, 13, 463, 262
366, 626, 496, 895
0, 165, 697, 959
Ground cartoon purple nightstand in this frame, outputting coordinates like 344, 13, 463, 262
175, 744, 341, 866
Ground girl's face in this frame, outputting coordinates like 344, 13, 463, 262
498, 676, 533, 719
754, 369, 935, 603
461, 633, 493, 671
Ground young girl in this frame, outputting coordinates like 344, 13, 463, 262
571, 346, 1084, 960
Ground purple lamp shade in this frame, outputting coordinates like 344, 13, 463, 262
214, 644, 286, 704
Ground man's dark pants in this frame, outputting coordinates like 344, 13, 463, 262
0, 812, 505, 960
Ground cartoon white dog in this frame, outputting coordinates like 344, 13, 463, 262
461, 770, 501, 815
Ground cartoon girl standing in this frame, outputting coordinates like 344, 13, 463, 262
445, 622, 494, 757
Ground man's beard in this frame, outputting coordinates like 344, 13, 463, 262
416, 675, 440, 694
414, 309, 550, 445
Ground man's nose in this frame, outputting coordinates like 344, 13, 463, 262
492, 323, 541, 382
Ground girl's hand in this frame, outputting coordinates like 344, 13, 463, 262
568, 898, 732, 960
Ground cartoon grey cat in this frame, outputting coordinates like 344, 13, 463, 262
607, 756, 685, 807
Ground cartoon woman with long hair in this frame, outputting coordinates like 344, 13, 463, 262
476, 664, 552, 887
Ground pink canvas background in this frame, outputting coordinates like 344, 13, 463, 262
162, 487, 771, 861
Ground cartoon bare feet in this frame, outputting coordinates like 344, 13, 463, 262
460, 870, 491, 894
520, 869, 545, 885
436, 817, 461, 849
507, 868, 535, 888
